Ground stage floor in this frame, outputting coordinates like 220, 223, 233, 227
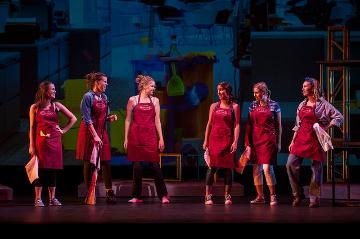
1, 196, 360, 224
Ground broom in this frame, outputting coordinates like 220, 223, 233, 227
84, 100, 109, 205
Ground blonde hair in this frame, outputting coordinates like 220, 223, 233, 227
304, 77, 323, 100
136, 75, 154, 92
85, 72, 107, 90
253, 82, 271, 99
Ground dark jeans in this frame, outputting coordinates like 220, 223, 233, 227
33, 169, 57, 187
205, 167, 233, 186
132, 161, 168, 199
286, 154, 323, 202
83, 160, 112, 190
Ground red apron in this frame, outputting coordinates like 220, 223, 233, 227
76, 96, 111, 161
35, 104, 63, 169
290, 105, 325, 161
127, 96, 159, 162
208, 102, 235, 168
250, 105, 277, 165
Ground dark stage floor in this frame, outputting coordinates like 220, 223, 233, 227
1, 196, 360, 224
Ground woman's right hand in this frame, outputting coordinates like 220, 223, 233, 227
288, 142, 294, 152
29, 145, 35, 156
123, 139, 128, 150
203, 141, 208, 150
94, 136, 103, 148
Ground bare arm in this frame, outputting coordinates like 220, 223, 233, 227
124, 97, 134, 150
231, 103, 240, 153
275, 111, 282, 152
88, 123, 103, 147
289, 104, 301, 152
244, 112, 251, 148
29, 104, 37, 156
203, 103, 215, 150
289, 131, 298, 152
154, 97, 164, 152
55, 102, 77, 134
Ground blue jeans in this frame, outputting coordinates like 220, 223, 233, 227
286, 154, 323, 202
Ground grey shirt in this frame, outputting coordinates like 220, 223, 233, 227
292, 97, 343, 132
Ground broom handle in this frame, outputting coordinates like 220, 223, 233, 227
95, 99, 109, 170
171, 63, 176, 75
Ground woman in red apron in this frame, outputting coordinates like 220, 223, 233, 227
29, 81, 77, 207
76, 72, 118, 205
287, 77, 343, 208
245, 82, 282, 206
124, 75, 169, 204
203, 82, 240, 205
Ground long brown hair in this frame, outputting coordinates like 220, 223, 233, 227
35, 81, 54, 109
304, 77, 323, 100
253, 82, 271, 100
85, 72, 107, 90
217, 81, 234, 103
136, 74, 154, 92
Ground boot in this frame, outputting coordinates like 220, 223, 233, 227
105, 189, 117, 204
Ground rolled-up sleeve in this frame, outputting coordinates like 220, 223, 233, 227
292, 103, 302, 132
80, 93, 93, 125
327, 102, 343, 127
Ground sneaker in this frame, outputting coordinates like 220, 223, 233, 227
224, 194, 232, 205
105, 190, 117, 204
204, 194, 213, 205
309, 198, 320, 208
34, 199, 44, 207
250, 196, 265, 204
161, 196, 170, 204
292, 197, 302, 207
128, 198, 143, 203
49, 198, 62, 206
270, 194, 278, 206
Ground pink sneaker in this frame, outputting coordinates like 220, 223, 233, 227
204, 194, 213, 205
250, 196, 265, 204
128, 198, 143, 203
270, 194, 278, 206
161, 196, 170, 204
224, 194, 232, 205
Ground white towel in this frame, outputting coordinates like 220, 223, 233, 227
25, 155, 39, 184
313, 123, 333, 152
90, 144, 101, 171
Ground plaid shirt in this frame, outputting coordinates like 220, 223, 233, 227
248, 100, 281, 113
292, 97, 343, 132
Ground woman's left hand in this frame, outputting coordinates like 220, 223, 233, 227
108, 114, 118, 122
230, 142, 238, 154
56, 125, 64, 134
277, 143, 281, 152
159, 139, 165, 152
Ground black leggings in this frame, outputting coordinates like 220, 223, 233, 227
132, 161, 168, 199
205, 167, 233, 186
83, 160, 112, 189
32, 169, 57, 187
